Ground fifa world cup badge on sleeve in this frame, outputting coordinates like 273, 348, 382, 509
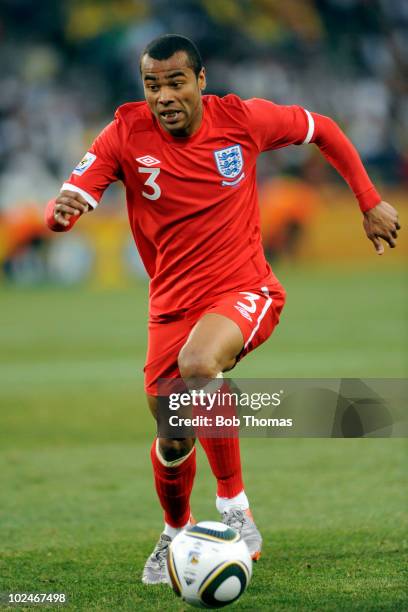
214, 144, 245, 187
73, 152, 97, 176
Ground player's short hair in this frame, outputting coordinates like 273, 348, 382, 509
141, 34, 203, 77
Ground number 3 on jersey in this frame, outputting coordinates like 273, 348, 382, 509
139, 167, 161, 200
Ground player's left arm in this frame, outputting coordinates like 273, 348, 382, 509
244, 98, 400, 255
361, 201, 400, 255
308, 112, 400, 255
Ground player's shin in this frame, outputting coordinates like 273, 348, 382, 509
196, 380, 246, 507
150, 438, 196, 533
199, 435, 245, 504
196, 383, 262, 560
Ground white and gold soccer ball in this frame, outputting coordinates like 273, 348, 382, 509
166, 521, 252, 608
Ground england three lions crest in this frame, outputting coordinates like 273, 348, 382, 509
214, 144, 245, 186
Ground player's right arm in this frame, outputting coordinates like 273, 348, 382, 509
45, 118, 121, 232
45, 191, 89, 231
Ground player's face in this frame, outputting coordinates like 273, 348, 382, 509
141, 52, 206, 137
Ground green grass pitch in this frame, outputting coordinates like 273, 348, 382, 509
0, 264, 407, 610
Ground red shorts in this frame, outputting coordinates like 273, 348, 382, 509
144, 283, 286, 395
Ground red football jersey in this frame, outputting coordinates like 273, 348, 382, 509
62, 94, 313, 316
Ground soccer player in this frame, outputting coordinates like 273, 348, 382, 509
45, 35, 400, 584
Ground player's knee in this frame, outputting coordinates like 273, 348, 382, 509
178, 348, 220, 380
158, 438, 194, 462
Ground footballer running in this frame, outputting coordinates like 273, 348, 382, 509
45, 35, 400, 584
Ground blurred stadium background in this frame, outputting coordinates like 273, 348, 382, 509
0, 1, 407, 609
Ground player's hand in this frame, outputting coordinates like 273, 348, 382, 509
363, 201, 400, 255
53, 190, 90, 227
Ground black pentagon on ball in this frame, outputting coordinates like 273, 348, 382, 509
198, 560, 250, 608
186, 524, 239, 543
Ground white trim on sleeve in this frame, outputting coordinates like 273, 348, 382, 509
61, 183, 99, 209
302, 109, 315, 144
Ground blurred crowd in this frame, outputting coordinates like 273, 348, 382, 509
0, 0, 407, 283
0, 0, 407, 212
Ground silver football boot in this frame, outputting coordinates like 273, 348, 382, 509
222, 507, 262, 560
142, 533, 172, 584
142, 514, 196, 584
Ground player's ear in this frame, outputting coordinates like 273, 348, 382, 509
198, 67, 206, 92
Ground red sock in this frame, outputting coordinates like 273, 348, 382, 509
199, 436, 244, 498
150, 439, 196, 528
194, 380, 243, 498
195, 381, 244, 498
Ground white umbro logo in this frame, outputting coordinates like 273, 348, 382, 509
136, 155, 161, 166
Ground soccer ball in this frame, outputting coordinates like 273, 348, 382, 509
166, 521, 252, 608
